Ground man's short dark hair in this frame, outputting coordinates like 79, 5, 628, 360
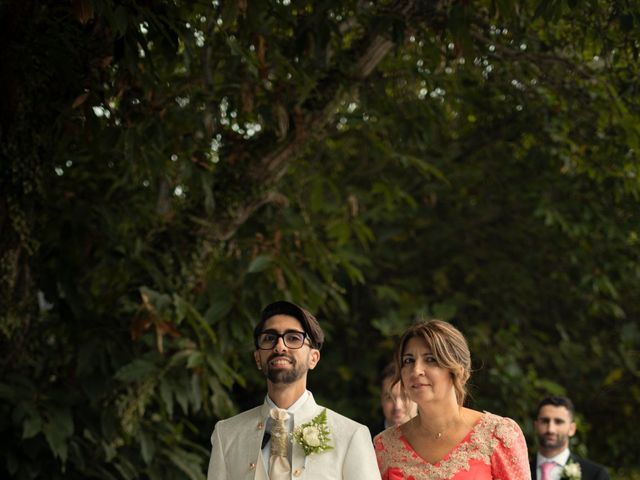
380, 363, 396, 386
254, 301, 325, 350
536, 395, 575, 419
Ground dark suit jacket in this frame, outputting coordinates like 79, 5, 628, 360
530, 453, 610, 480
371, 419, 389, 438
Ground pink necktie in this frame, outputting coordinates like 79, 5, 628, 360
541, 461, 555, 480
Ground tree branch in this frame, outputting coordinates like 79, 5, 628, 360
209, 0, 435, 241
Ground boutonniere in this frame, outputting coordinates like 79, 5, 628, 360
292, 408, 333, 456
561, 460, 581, 480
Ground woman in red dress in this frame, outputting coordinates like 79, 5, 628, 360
374, 320, 530, 480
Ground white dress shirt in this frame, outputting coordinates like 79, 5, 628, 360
536, 448, 571, 480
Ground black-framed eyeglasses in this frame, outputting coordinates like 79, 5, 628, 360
255, 330, 309, 350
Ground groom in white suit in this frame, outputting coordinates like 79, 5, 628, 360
207, 301, 381, 480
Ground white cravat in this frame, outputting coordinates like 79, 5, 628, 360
260, 391, 310, 473
269, 408, 291, 480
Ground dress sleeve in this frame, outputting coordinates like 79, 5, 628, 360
374, 432, 406, 480
374, 435, 385, 479
490, 417, 531, 480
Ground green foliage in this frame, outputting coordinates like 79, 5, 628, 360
1, 0, 640, 478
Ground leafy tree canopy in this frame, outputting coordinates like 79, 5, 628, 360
1, 0, 639, 478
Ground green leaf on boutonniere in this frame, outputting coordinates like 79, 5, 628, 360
292, 409, 333, 456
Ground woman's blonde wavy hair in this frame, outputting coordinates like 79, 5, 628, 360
393, 319, 472, 405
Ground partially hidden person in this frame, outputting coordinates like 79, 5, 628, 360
376, 362, 417, 435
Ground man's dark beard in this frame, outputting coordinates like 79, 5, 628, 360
265, 355, 306, 384
267, 367, 303, 384
537, 433, 568, 450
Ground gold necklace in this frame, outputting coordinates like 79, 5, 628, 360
416, 411, 462, 440
429, 423, 453, 440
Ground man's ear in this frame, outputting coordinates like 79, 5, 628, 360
568, 421, 577, 437
254, 351, 262, 370
308, 349, 320, 370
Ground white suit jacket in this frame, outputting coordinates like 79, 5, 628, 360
207, 392, 381, 480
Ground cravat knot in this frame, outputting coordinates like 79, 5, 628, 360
269, 407, 290, 461
541, 461, 556, 480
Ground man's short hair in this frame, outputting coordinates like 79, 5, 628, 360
254, 300, 325, 350
536, 395, 575, 419
380, 363, 396, 386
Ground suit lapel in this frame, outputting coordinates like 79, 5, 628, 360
254, 449, 269, 480
290, 393, 322, 477
242, 402, 270, 480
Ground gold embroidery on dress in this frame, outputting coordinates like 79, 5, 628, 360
375, 412, 519, 480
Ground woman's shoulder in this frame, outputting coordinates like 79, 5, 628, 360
462, 407, 484, 426
373, 425, 407, 469
475, 411, 525, 447
373, 424, 402, 446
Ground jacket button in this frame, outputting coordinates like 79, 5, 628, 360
249, 463, 256, 471
257, 422, 264, 430
293, 469, 302, 477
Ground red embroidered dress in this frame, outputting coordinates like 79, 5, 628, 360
374, 412, 530, 480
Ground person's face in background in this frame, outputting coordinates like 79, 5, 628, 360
534, 404, 576, 455
381, 377, 417, 426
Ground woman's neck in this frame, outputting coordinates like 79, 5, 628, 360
415, 402, 464, 438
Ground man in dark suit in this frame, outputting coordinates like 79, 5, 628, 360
530, 396, 609, 480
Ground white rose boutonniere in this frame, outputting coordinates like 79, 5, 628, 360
561, 460, 582, 480
292, 409, 333, 456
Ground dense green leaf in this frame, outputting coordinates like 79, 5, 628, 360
115, 359, 158, 383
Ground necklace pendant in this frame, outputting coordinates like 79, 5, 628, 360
436, 432, 442, 439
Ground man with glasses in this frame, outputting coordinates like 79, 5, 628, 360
207, 300, 380, 480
